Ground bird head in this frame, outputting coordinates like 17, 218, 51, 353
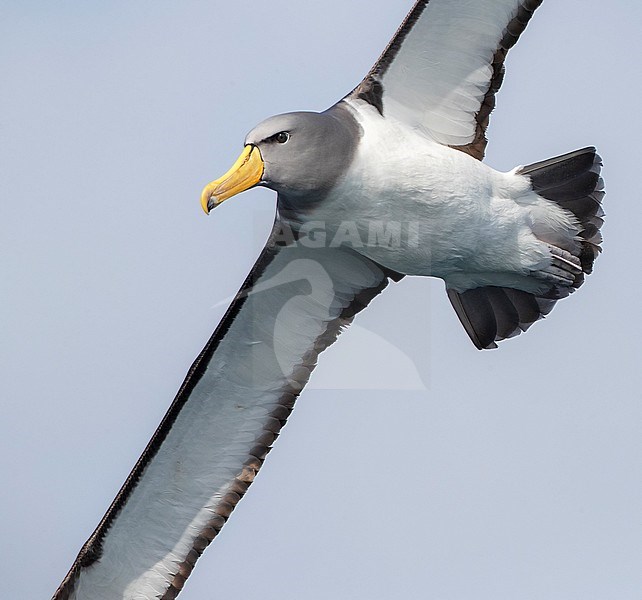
200, 107, 359, 214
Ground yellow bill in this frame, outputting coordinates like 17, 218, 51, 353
200, 145, 264, 214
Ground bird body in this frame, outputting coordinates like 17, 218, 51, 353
282, 99, 578, 294
52, 1, 605, 598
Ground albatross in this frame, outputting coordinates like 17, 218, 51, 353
53, 1, 604, 598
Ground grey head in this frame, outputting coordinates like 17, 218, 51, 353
200, 103, 361, 215
247, 105, 361, 202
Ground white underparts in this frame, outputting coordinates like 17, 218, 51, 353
300, 99, 580, 294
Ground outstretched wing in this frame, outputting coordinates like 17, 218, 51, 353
53, 219, 399, 600
348, 0, 542, 159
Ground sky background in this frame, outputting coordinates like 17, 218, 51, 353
2, 1, 641, 599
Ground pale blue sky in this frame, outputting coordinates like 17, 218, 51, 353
2, 2, 641, 599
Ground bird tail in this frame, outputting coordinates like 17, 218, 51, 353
448, 147, 604, 350
519, 146, 604, 276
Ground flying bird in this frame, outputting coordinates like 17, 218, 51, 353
53, 1, 604, 598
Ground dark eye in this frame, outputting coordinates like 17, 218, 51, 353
274, 131, 289, 144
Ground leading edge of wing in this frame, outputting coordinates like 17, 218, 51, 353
52, 217, 399, 600
347, 0, 543, 159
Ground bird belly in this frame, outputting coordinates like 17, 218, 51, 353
303, 126, 549, 289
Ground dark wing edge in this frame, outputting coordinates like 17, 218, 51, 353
347, 0, 544, 160
454, 0, 543, 160
51, 218, 401, 600
366, 0, 430, 79
347, 0, 430, 115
